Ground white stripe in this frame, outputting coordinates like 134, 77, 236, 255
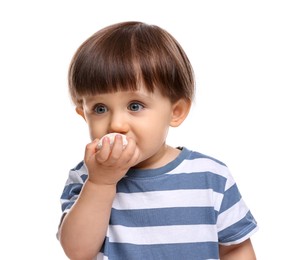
108, 224, 217, 244
65, 169, 85, 185
95, 252, 108, 260
113, 189, 223, 211
60, 199, 67, 204
169, 158, 235, 190
217, 199, 249, 232
60, 195, 79, 205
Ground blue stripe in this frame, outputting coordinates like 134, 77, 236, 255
70, 161, 84, 171
118, 172, 227, 194
219, 183, 241, 213
60, 183, 83, 200
103, 239, 219, 260
218, 211, 257, 243
80, 173, 88, 182
110, 207, 217, 227
126, 148, 191, 178
186, 149, 226, 166
125, 148, 226, 179
61, 201, 75, 212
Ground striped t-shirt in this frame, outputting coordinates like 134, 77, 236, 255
60, 147, 258, 259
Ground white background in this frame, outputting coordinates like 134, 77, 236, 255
0, 0, 293, 259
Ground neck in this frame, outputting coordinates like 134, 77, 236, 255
134, 145, 180, 170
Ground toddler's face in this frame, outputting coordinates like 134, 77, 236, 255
76, 86, 179, 169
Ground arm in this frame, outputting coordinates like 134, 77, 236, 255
58, 136, 139, 260
59, 182, 116, 260
219, 239, 256, 260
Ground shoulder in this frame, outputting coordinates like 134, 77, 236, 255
66, 161, 88, 185
176, 148, 235, 190
180, 148, 230, 175
183, 148, 226, 166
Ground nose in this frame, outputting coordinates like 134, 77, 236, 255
108, 112, 129, 134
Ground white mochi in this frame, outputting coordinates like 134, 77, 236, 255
97, 133, 128, 149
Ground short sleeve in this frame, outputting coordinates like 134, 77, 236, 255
60, 161, 88, 214
217, 169, 258, 245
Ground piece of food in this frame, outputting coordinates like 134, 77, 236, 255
97, 133, 128, 149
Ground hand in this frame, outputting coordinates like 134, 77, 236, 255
84, 135, 140, 186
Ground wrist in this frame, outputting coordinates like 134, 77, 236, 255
83, 179, 117, 195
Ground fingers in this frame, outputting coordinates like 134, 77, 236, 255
121, 137, 140, 166
96, 137, 112, 162
84, 137, 112, 163
109, 135, 125, 158
84, 136, 140, 185
95, 135, 139, 167
84, 138, 99, 162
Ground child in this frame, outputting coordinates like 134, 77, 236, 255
58, 21, 258, 260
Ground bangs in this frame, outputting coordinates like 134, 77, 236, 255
69, 27, 143, 100
69, 22, 194, 105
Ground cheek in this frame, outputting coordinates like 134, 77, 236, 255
136, 116, 170, 144
86, 121, 105, 140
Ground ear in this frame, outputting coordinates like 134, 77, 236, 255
170, 99, 191, 127
75, 106, 86, 121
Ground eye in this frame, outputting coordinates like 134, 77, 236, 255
93, 104, 108, 114
128, 102, 144, 112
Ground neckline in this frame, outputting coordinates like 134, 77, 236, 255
125, 147, 190, 179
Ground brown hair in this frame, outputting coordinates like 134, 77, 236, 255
68, 21, 195, 105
